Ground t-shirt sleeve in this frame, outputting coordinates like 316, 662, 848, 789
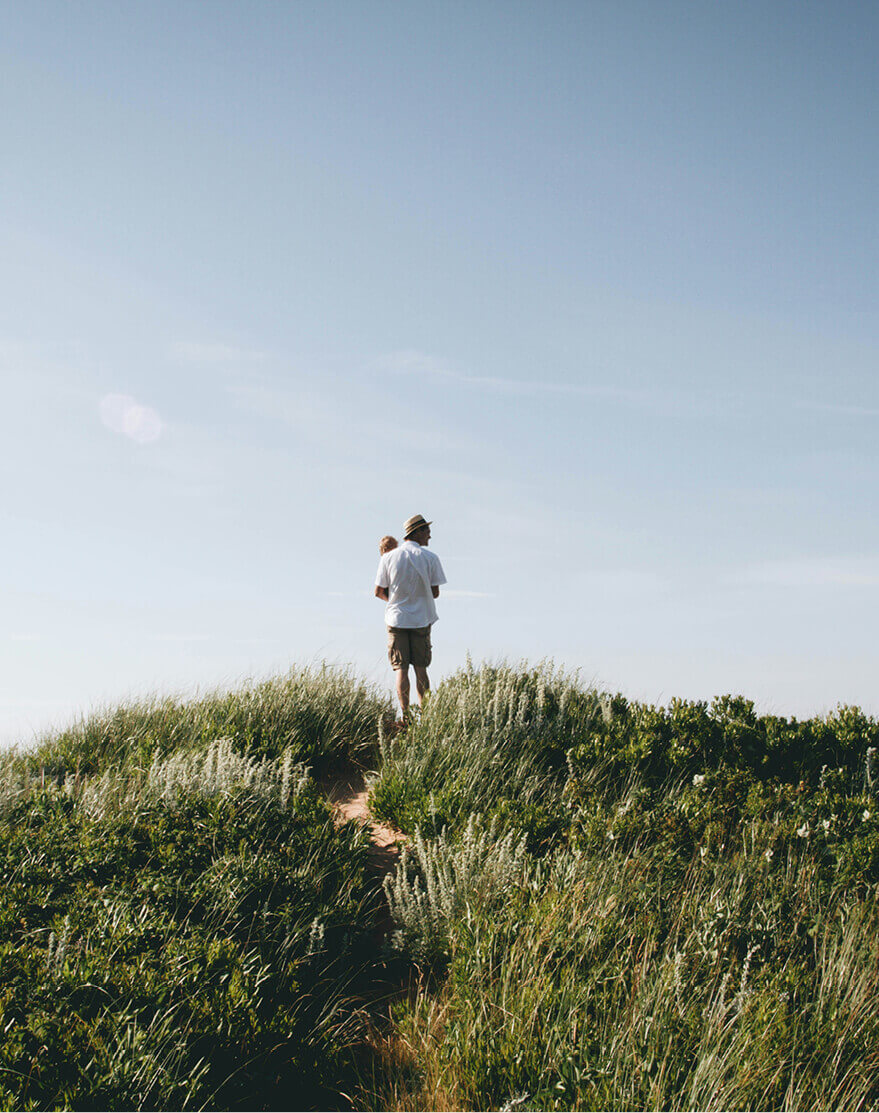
430, 553, 447, 586
375, 556, 389, 588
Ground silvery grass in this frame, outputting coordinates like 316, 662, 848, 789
375, 821, 879, 1112
25, 663, 393, 778
0, 750, 33, 815
373, 658, 600, 830
383, 815, 529, 964
76, 736, 313, 821
0, 735, 315, 821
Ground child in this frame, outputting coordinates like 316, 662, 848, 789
379, 535, 398, 555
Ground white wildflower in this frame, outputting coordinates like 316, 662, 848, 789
863, 810, 871, 822
384, 817, 528, 964
699, 846, 707, 858
822, 818, 831, 831
796, 823, 810, 838
764, 848, 774, 861
692, 774, 706, 786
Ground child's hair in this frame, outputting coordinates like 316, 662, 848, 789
379, 535, 398, 555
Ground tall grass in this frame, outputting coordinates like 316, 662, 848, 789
0, 670, 395, 1111
363, 660, 879, 1112
383, 815, 529, 965
3, 659, 878, 1110
25, 662, 393, 778
371, 659, 600, 835
374, 812, 879, 1111
0, 731, 379, 1110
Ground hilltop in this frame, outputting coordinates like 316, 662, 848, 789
0, 662, 877, 1111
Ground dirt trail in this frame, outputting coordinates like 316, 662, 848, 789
321, 765, 403, 876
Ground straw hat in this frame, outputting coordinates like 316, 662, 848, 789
403, 514, 432, 539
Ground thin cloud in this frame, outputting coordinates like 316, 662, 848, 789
378, 349, 457, 378
730, 558, 879, 589
170, 342, 268, 364
150, 633, 213, 642
796, 401, 879, 418
581, 570, 669, 594
228, 376, 471, 459
326, 588, 493, 600
376, 349, 664, 408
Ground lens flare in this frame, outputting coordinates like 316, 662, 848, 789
99, 393, 163, 443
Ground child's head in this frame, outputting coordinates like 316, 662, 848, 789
379, 535, 398, 555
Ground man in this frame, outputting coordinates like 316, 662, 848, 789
375, 514, 447, 721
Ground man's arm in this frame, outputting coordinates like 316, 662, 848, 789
375, 586, 389, 601
429, 552, 447, 600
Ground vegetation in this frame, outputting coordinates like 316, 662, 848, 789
0, 667, 393, 1111
29, 665, 391, 779
370, 662, 879, 1112
0, 661, 876, 1110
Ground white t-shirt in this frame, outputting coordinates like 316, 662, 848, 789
376, 540, 447, 629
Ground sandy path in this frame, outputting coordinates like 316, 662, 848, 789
321, 766, 403, 874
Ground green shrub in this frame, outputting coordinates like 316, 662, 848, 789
567, 693, 879, 795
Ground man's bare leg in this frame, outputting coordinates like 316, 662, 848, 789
414, 666, 430, 704
395, 667, 410, 720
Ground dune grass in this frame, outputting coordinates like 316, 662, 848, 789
370, 659, 600, 841
1, 660, 877, 1110
0, 738, 379, 1110
365, 661, 879, 1112
374, 814, 879, 1111
0, 664, 393, 1111
24, 663, 394, 779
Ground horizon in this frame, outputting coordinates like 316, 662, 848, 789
3, 0, 879, 745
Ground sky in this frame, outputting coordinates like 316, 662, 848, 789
2, 0, 878, 745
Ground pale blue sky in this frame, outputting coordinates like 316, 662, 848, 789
2, 1, 878, 743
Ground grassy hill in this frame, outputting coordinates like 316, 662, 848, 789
1, 663, 877, 1111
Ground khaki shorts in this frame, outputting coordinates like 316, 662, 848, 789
387, 625, 432, 670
